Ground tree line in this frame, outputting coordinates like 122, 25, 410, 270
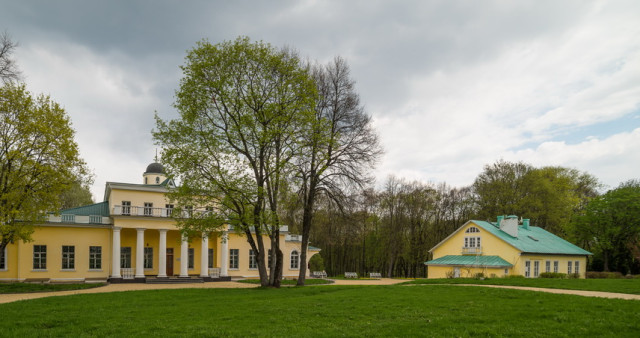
282, 161, 640, 277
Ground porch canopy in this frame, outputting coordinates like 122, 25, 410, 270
425, 255, 512, 267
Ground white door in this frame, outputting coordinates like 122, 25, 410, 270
454, 267, 460, 278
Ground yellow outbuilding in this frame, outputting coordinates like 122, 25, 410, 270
425, 215, 591, 279
0, 162, 319, 283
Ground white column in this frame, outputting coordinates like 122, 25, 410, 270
158, 229, 168, 278
200, 233, 209, 277
180, 234, 189, 277
111, 227, 121, 278
221, 231, 229, 277
135, 228, 146, 278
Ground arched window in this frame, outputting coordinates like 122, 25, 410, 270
465, 226, 480, 233
290, 250, 300, 269
155, 177, 160, 184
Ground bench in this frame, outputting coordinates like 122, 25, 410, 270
311, 271, 327, 278
369, 272, 382, 279
345, 272, 358, 279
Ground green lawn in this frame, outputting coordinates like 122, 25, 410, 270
1, 285, 639, 336
407, 278, 640, 294
0, 282, 105, 294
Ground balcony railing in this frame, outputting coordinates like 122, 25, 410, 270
461, 246, 483, 255
112, 205, 214, 218
48, 214, 112, 225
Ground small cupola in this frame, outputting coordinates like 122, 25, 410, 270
143, 162, 167, 185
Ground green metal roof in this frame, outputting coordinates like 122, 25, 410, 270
308, 245, 321, 251
60, 201, 110, 217
471, 220, 592, 256
425, 255, 512, 267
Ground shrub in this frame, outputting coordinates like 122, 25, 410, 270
474, 273, 485, 279
445, 269, 455, 279
505, 274, 525, 279
586, 271, 624, 279
568, 273, 580, 279
308, 254, 325, 272
539, 272, 567, 279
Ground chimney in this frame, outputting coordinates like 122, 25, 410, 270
522, 219, 530, 230
500, 215, 519, 237
497, 215, 504, 227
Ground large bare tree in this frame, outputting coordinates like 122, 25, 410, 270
294, 56, 382, 285
0, 32, 21, 84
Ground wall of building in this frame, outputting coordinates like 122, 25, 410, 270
427, 266, 509, 279
0, 225, 111, 282
515, 254, 588, 278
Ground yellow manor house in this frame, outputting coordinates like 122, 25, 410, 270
425, 215, 592, 279
0, 163, 319, 283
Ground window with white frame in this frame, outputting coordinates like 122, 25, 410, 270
208, 248, 214, 269
165, 204, 174, 217
533, 261, 539, 277
89, 246, 101, 270
268, 249, 272, 268
465, 227, 480, 233
574, 261, 579, 275
524, 260, 531, 277
0, 246, 7, 270
122, 201, 131, 215
290, 250, 300, 269
144, 247, 153, 269
464, 236, 481, 248
553, 261, 559, 273
62, 246, 75, 270
144, 202, 153, 216
33, 245, 47, 270
545, 260, 551, 273
121, 247, 132, 268
567, 261, 572, 274
249, 249, 257, 269
230, 249, 239, 269
188, 248, 194, 269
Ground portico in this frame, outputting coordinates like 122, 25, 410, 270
109, 226, 227, 282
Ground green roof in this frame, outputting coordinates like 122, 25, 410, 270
472, 220, 592, 256
308, 246, 321, 251
425, 255, 512, 267
60, 202, 110, 217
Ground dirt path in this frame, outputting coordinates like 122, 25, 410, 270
2, 279, 638, 304
0, 279, 406, 304
420, 283, 640, 301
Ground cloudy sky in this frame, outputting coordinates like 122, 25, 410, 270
2, 0, 639, 200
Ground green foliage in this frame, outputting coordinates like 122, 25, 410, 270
0, 84, 89, 251
1, 286, 639, 336
539, 272, 567, 279
308, 253, 325, 271
59, 179, 94, 210
154, 36, 317, 286
473, 160, 601, 236
574, 180, 640, 273
586, 271, 625, 279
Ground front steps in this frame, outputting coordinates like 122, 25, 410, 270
146, 276, 204, 284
